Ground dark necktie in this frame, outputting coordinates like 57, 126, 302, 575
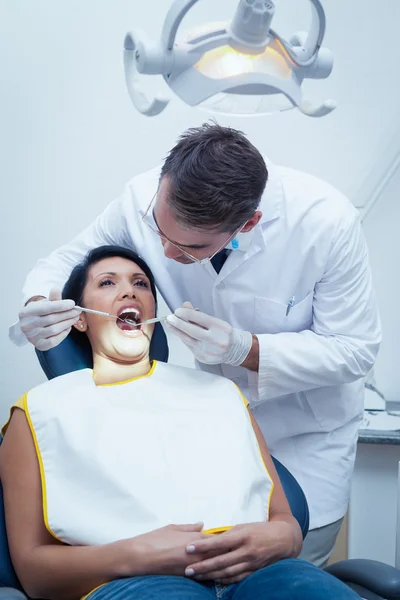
211, 249, 229, 274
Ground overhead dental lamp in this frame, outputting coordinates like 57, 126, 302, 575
123, 0, 336, 118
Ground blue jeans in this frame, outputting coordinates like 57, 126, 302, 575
88, 559, 360, 599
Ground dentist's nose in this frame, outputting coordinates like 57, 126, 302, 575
162, 240, 185, 261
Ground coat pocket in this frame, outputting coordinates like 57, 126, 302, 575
253, 292, 314, 334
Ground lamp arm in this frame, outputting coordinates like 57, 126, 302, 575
161, 0, 201, 50
272, 0, 326, 67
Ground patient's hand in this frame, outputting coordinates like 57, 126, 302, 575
120, 523, 212, 577
183, 521, 298, 584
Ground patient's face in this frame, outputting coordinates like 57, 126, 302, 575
74, 256, 156, 363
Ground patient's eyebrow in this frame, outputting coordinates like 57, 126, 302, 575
93, 272, 117, 279
93, 271, 148, 280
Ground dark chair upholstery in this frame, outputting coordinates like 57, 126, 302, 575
0, 475, 21, 591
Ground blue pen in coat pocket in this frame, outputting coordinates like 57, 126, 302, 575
286, 296, 296, 317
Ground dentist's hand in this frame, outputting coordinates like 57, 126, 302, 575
166, 303, 253, 366
17, 288, 81, 351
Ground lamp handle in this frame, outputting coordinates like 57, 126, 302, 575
123, 32, 169, 117
299, 98, 337, 118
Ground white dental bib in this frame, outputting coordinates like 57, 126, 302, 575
24, 361, 273, 545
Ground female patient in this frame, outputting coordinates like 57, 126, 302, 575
0, 246, 358, 600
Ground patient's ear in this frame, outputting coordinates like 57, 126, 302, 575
73, 314, 88, 333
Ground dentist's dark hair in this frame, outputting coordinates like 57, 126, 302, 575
160, 121, 268, 233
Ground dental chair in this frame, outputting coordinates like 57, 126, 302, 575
0, 323, 399, 599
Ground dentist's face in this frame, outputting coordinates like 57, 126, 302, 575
74, 256, 155, 363
152, 177, 262, 264
153, 178, 235, 264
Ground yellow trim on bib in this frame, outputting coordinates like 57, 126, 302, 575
1, 394, 26, 437
236, 388, 250, 408
23, 394, 63, 543
95, 360, 157, 387
203, 526, 232, 535
234, 385, 275, 519
81, 582, 107, 600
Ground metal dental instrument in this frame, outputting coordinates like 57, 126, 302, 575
136, 316, 169, 327
76, 306, 168, 327
136, 310, 199, 327
76, 306, 199, 327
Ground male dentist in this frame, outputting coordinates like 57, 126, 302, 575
12, 123, 381, 567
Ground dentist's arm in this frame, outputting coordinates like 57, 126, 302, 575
21, 193, 132, 306
12, 190, 134, 350
248, 211, 381, 400
167, 213, 381, 400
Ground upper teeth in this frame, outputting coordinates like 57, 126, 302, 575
120, 308, 140, 320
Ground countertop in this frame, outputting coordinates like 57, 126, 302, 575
358, 429, 400, 445
361, 391, 400, 444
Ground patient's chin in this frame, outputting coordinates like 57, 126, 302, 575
112, 334, 151, 360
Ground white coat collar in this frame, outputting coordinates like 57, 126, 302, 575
259, 157, 283, 225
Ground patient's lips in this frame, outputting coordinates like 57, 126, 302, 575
116, 304, 144, 337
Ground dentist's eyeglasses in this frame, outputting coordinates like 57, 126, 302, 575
142, 193, 243, 265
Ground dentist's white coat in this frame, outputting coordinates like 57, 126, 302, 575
20, 159, 381, 529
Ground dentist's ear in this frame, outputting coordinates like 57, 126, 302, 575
241, 210, 262, 233
73, 315, 88, 332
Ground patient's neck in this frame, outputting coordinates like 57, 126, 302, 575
92, 353, 152, 386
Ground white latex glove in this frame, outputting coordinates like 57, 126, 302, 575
166, 302, 253, 366
9, 288, 81, 351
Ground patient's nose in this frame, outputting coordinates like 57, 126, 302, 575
120, 286, 137, 299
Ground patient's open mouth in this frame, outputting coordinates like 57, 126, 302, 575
117, 308, 142, 332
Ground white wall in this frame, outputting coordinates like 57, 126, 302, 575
1, 0, 400, 422
362, 162, 400, 403
349, 444, 400, 566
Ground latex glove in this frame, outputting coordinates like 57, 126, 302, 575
166, 302, 252, 366
10, 288, 81, 351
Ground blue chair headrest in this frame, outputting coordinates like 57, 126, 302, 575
36, 321, 169, 380
271, 456, 309, 539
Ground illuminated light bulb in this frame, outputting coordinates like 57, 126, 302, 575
195, 43, 292, 80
